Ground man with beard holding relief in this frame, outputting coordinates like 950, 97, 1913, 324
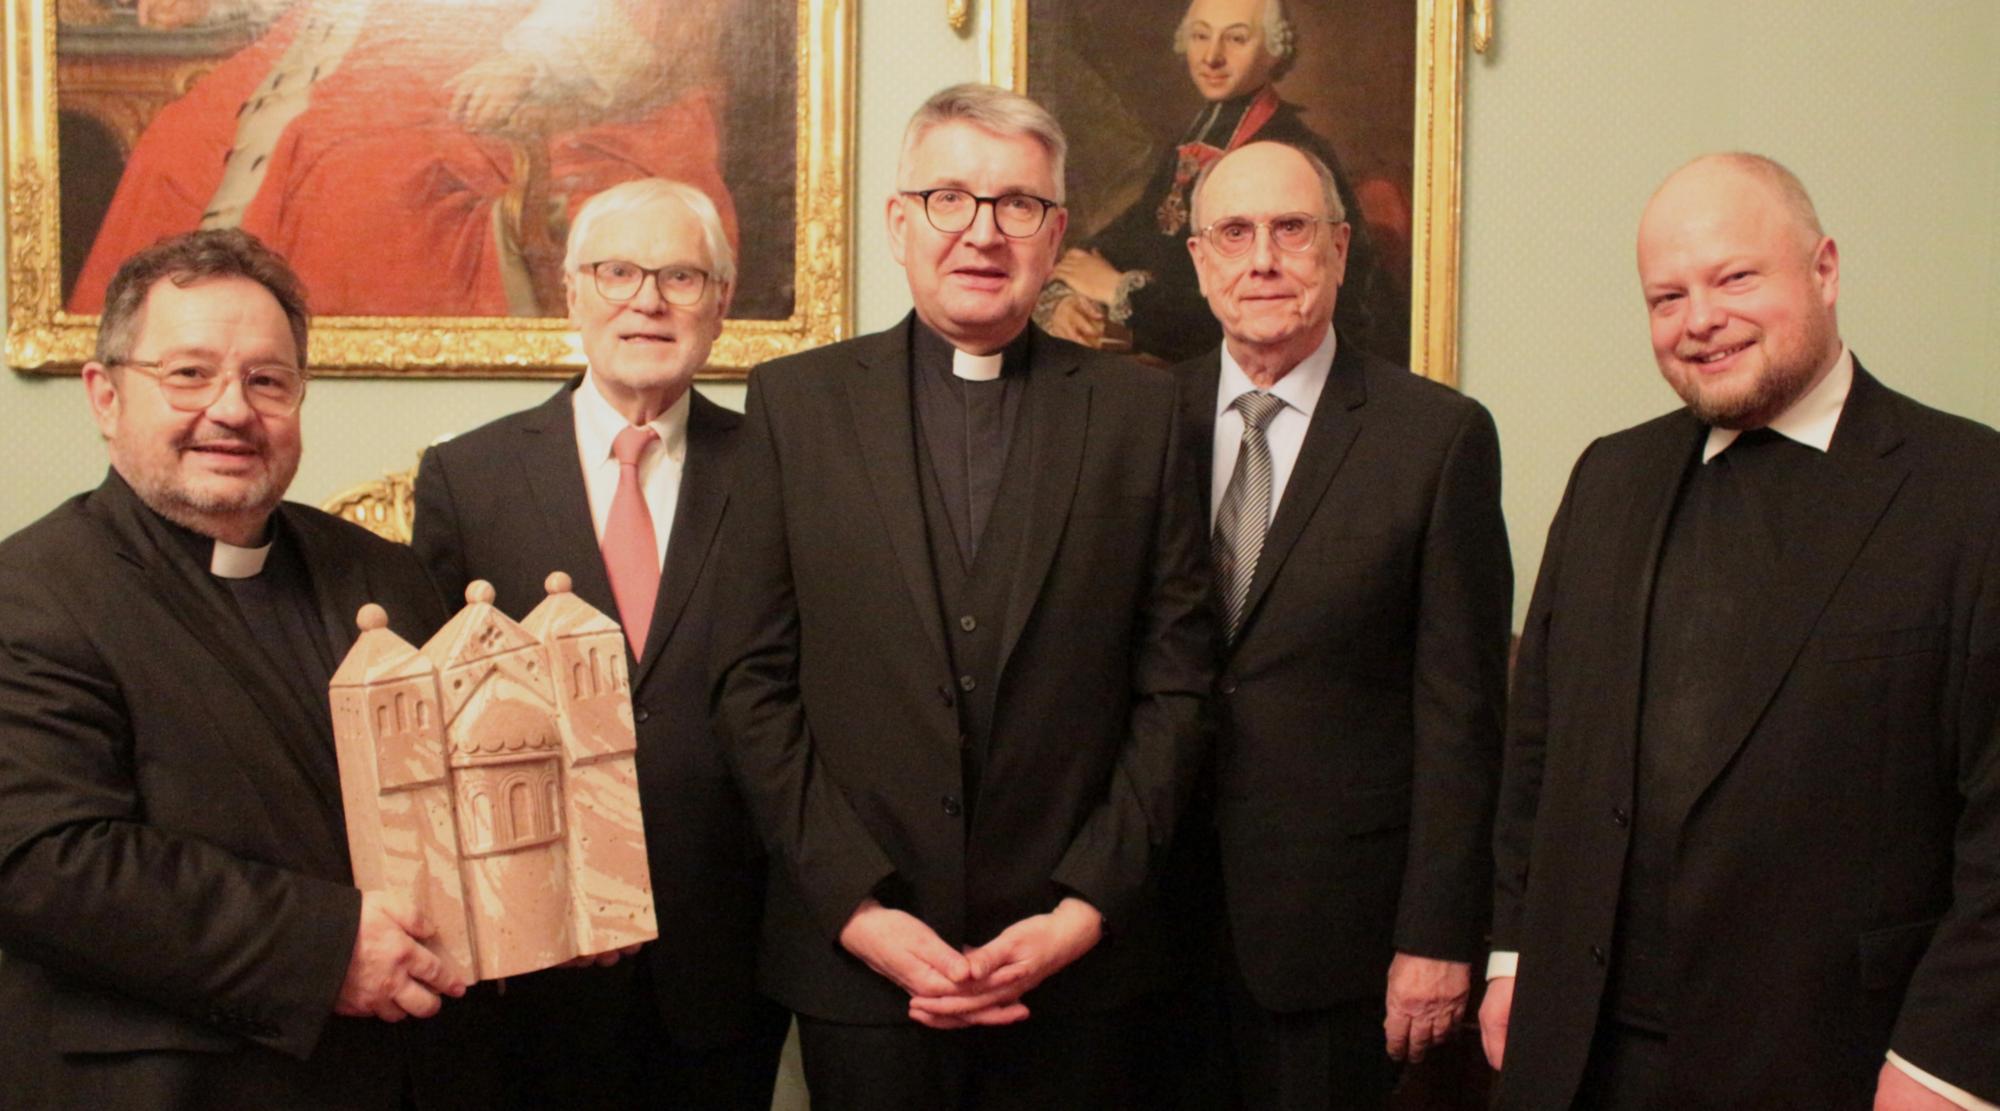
0, 229, 498, 1108
1482, 154, 2000, 1110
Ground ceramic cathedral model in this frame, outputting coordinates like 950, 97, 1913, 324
330, 574, 657, 982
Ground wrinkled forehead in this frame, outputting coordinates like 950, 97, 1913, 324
131, 274, 299, 362
576, 197, 711, 267
1200, 147, 1324, 223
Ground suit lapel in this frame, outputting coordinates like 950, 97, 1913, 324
1233, 342, 1365, 638
96, 478, 349, 836
998, 332, 1089, 674
1679, 365, 1909, 813
633, 391, 731, 689
1180, 357, 1220, 511
843, 322, 952, 672
517, 383, 621, 621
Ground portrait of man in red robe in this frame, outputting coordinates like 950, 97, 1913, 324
59, 0, 792, 320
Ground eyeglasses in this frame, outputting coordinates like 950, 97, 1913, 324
585, 261, 712, 306
114, 359, 308, 416
900, 188, 1060, 238
1197, 213, 1340, 258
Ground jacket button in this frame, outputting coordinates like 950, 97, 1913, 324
959, 615, 978, 632
1591, 945, 1607, 966
634, 707, 651, 724
1217, 677, 1238, 695
958, 675, 977, 692
941, 795, 963, 817
1612, 806, 1629, 827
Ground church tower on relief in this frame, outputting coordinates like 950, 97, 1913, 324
330, 574, 657, 983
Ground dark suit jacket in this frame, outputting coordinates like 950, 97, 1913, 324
1492, 363, 2000, 1108
711, 317, 1216, 1024
411, 380, 774, 1052
1175, 338, 1511, 1012
0, 471, 499, 1110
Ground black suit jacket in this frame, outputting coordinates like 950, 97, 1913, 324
1493, 364, 2000, 1108
0, 471, 498, 1110
412, 380, 774, 1051
1175, 338, 1511, 1012
711, 318, 1216, 1024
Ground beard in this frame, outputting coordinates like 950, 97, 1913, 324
118, 430, 295, 542
1665, 312, 1838, 430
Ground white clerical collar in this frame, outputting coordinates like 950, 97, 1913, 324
577, 369, 690, 466
210, 537, 272, 579
1216, 327, 1337, 420
1703, 345, 1853, 463
952, 348, 1005, 382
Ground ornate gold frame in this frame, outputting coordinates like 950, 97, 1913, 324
4, 0, 854, 378
984, 0, 1489, 388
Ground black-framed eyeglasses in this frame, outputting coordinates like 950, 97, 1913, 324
113, 359, 308, 416
900, 188, 1060, 238
585, 260, 712, 306
1198, 212, 1341, 258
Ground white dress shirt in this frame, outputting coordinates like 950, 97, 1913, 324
572, 370, 690, 573
1486, 344, 1993, 1109
1209, 328, 1338, 529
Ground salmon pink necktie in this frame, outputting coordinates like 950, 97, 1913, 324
604, 425, 660, 659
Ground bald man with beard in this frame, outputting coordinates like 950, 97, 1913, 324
1482, 154, 2000, 1110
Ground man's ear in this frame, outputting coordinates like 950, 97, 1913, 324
82, 362, 120, 440
886, 192, 911, 267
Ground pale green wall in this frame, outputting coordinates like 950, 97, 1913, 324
5, 1, 1995, 631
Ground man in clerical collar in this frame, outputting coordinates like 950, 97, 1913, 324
0, 229, 498, 1109
1483, 154, 2000, 1110
712, 83, 1215, 1106
413, 178, 790, 1108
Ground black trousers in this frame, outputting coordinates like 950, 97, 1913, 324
1223, 960, 1398, 1111
492, 961, 789, 1110
797, 1009, 1138, 1111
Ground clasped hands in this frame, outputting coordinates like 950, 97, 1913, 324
839, 895, 1103, 1029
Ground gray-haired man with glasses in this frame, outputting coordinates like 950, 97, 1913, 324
1165, 139, 1511, 1109
712, 83, 1215, 1107
413, 177, 789, 1108
0, 228, 508, 1107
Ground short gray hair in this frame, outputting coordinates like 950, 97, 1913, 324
898, 83, 1069, 204
564, 178, 737, 287
1190, 141, 1346, 230
1173, 0, 1296, 82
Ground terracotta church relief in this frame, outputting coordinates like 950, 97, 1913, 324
331, 573, 657, 983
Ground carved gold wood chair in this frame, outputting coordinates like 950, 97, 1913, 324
322, 462, 420, 544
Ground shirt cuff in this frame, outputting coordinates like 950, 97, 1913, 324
1485, 951, 1519, 979
1887, 1051, 1999, 1110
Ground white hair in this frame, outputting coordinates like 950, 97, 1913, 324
563, 178, 736, 287
1173, 0, 1295, 80
898, 83, 1069, 204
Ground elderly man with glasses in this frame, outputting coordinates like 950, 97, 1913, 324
711, 83, 1214, 1107
0, 228, 507, 1108
412, 177, 789, 1108
1162, 140, 1511, 1109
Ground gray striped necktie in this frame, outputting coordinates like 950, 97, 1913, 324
1213, 390, 1285, 639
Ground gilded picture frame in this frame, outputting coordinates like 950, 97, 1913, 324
987, 0, 1481, 387
4, 0, 854, 378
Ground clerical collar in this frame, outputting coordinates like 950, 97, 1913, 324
954, 349, 1004, 381
210, 537, 273, 579
912, 319, 1029, 382
1702, 345, 1853, 463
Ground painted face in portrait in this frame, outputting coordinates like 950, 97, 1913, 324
888, 119, 1068, 354
568, 196, 730, 414
84, 274, 304, 546
1638, 161, 1841, 430
1181, 0, 1281, 103
1189, 142, 1349, 364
